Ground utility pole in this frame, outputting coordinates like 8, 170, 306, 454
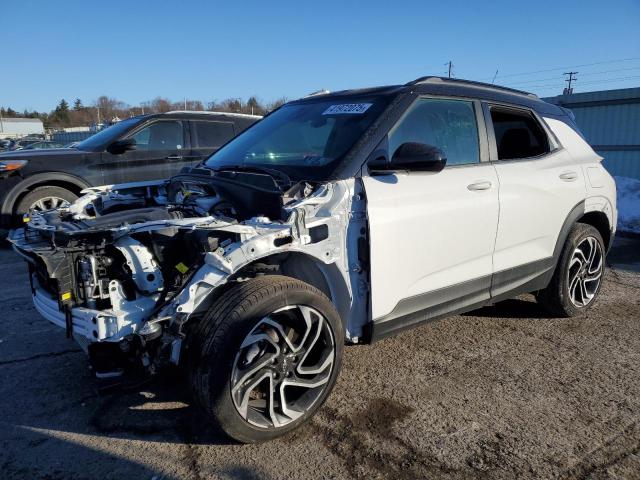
447, 61, 453, 78
563, 71, 578, 94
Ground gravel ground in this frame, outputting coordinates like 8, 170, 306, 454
0, 238, 638, 480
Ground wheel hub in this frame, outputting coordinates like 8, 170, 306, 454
29, 196, 71, 212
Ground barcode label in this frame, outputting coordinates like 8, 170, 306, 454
322, 103, 373, 115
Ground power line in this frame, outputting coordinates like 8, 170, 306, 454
506, 66, 640, 86
566, 74, 640, 86
521, 74, 640, 91
486, 56, 640, 81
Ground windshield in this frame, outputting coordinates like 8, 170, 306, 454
75, 117, 143, 151
204, 96, 390, 181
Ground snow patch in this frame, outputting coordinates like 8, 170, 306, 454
615, 176, 640, 234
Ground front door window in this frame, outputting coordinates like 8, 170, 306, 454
389, 98, 480, 166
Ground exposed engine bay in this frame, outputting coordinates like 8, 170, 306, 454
9, 167, 369, 379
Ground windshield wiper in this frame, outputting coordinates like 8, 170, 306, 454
209, 164, 292, 189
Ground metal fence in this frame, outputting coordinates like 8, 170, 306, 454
544, 87, 640, 179
51, 131, 95, 143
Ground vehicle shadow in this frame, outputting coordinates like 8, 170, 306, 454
87, 371, 235, 446
465, 297, 557, 319
2, 365, 252, 478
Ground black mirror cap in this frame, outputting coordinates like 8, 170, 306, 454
106, 138, 137, 155
369, 142, 447, 174
392, 142, 446, 171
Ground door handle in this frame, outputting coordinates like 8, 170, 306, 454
559, 171, 578, 181
467, 180, 492, 191
165, 154, 182, 160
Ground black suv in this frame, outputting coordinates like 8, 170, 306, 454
0, 111, 261, 227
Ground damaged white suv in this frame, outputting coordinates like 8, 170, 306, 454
10, 77, 616, 443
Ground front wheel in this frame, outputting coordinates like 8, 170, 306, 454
187, 276, 344, 443
536, 223, 605, 317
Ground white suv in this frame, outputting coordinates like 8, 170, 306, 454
10, 77, 616, 443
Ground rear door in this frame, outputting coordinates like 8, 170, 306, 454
101, 119, 190, 184
189, 120, 236, 165
484, 104, 587, 298
363, 97, 499, 331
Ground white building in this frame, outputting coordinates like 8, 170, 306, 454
0, 117, 45, 138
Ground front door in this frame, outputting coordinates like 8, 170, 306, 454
101, 119, 191, 184
363, 97, 499, 333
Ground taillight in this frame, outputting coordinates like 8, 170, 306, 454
0, 160, 28, 172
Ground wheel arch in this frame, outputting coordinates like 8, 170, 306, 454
232, 251, 352, 331
552, 200, 612, 267
552, 201, 587, 261
578, 210, 612, 251
3, 172, 91, 218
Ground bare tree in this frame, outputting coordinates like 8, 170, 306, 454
94, 95, 130, 122
266, 96, 288, 112
176, 99, 204, 111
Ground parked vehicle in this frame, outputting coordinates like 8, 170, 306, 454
0, 139, 14, 151
0, 111, 261, 226
21, 140, 66, 150
7, 137, 42, 150
9, 77, 616, 443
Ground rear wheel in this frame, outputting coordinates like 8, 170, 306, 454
15, 186, 77, 218
536, 223, 605, 317
187, 275, 343, 443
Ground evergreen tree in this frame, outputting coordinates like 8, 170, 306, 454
246, 96, 262, 115
73, 98, 83, 110
51, 99, 70, 126
58, 99, 69, 113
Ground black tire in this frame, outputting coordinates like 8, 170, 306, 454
186, 275, 344, 443
15, 186, 77, 219
536, 223, 605, 317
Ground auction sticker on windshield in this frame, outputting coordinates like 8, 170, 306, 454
323, 103, 372, 115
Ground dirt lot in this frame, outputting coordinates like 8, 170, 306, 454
0, 237, 639, 480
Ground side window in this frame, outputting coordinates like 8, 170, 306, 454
130, 121, 183, 151
389, 98, 480, 166
193, 121, 235, 148
490, 108, 550, 160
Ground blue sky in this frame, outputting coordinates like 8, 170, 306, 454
3, 0, 639, 112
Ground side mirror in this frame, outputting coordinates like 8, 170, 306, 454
369, 142, 447, 174
106, 138, 137, 155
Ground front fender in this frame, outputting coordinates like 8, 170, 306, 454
167, 222, 341, 318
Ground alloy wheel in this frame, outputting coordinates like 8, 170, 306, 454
29, 196, 71, 212
230, 305, 335, 429
567, 236, 603, 307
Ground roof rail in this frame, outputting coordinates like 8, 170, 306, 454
305, 89, 331, 97
165, 110, 262, 118
406, 76, 539, 99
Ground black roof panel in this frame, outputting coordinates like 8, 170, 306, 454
292, 76, 564, 116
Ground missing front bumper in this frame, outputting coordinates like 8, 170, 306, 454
31, 275, 119, 346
